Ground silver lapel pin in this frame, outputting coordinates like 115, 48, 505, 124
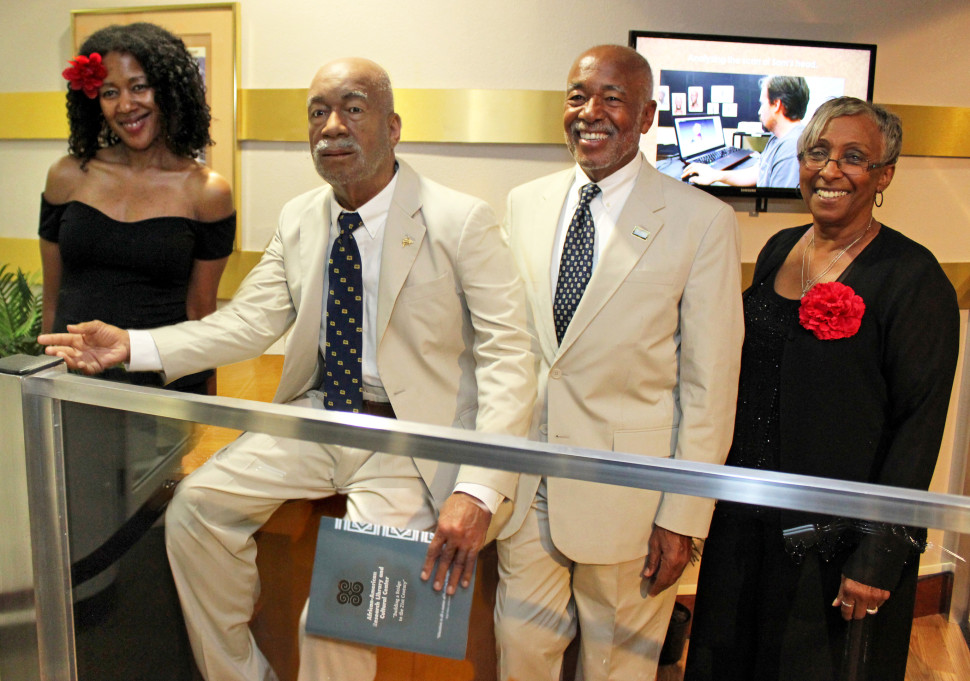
632, 226, 651, 240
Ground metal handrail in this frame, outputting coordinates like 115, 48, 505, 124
24, 368, 970, 534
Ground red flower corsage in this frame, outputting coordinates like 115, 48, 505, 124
799, 282, 865, 340
62, 53, 107, 99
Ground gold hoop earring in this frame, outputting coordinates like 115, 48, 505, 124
874, 191, 884, 208
98, 118, 118, 148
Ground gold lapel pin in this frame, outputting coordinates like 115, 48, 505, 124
402, 235, 414, 247
632, 226, 651, 240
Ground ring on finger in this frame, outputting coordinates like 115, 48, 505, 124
840, 600, 855, 608
866, 607, 879, 615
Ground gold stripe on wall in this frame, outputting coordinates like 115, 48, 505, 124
241, 88, 566, 144
0, 93, 69, 139
238, 89, 308, 141
883, 105, 970, 158
4, 89, 970, 155
941, 263, 970, 310
741, 262, 755, 290
2, 239, 42, 275
395, 89, 564, 144
216, 249, 263, 299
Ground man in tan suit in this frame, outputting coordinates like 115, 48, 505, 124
495, 45, 743, 681
40, 57, 535, 681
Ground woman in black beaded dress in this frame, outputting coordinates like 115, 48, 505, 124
40, 22, 235, 395
684, 98, 959, 681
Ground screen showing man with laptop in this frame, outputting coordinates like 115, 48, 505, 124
632, 32, 877, 197
679, 76, 809, 189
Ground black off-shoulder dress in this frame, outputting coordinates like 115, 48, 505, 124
39, 196, 235, 392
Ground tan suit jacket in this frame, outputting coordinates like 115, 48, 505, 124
150, 160, 536, 505
500, 159, 743, 564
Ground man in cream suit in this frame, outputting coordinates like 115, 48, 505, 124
40, 58, 535, 681
494, 45, 743, 681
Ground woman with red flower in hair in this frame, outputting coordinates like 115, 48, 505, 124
37, 23, 234, 680
686, 98, 959, 681
40, 22, 234, 395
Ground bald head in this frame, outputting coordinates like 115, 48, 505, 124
309, 57, 395, 115
569, 45, 653, 102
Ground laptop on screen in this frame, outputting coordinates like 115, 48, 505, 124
673, 115, 752, 170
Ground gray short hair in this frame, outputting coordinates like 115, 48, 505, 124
798, 97, 903, 165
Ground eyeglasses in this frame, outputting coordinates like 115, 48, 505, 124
798, 149, 889, 176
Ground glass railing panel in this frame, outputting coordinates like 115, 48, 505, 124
59, 401, 200, 681
5, 365, 969, 680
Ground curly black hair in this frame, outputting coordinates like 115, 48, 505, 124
66, 22, 213, 163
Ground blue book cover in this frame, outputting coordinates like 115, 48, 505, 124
305, 518, 474, 659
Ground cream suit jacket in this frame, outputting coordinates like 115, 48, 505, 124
149, 160, 536, 506
500, 160, 743, 564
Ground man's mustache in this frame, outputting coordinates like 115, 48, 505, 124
314, 138, 360, 155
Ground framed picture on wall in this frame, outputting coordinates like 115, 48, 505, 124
72, 4, 240, 241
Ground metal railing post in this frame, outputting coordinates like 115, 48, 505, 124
0, 355, 75, 681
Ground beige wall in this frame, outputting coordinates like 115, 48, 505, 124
3, 0, 970, 253
2, 0, 969, 585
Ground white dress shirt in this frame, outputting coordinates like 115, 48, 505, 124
550, 153, 643, 296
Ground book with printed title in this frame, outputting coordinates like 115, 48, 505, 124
306, 518, 474, 659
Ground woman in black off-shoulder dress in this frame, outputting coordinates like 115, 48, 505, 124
40, 22, 235, 394
37, 22, 235, 681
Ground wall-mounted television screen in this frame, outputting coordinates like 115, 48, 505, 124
629, 31, 877, 200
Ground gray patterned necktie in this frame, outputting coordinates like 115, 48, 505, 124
553, 182, 601, 344
324, 211, 364, 412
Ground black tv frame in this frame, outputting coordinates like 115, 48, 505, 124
629, 31, 877, 204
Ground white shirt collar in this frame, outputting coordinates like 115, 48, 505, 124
328, 165, 399, 236
572, 152, 643, 202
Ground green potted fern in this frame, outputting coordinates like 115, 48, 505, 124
0, 264, 43, 358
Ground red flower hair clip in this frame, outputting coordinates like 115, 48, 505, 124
799, 282, 865, 340
62, 53, 108, 99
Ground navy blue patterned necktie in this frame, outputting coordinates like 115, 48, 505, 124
553, 182, 601, 344
324, 212, 364, 412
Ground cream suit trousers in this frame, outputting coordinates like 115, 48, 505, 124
495, 484, 679, 681
165, 392, 436, 681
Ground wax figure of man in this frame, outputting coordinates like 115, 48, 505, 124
683, 75, 810, 188
40, 57, 536, 681
495, 45, 744, 681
